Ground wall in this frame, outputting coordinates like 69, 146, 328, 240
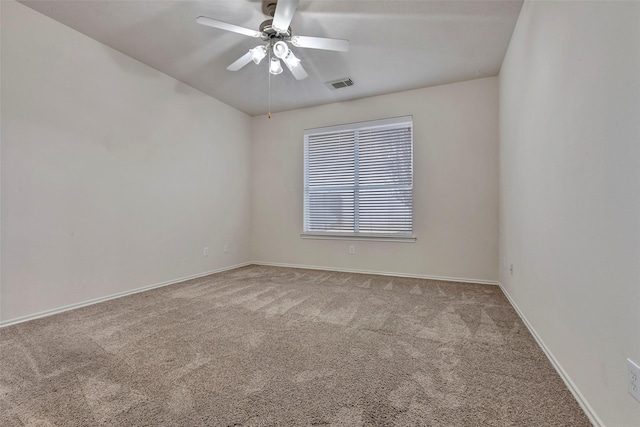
1, 1, 252, 323
251, 77, 499, 283
499, 1, 640, 426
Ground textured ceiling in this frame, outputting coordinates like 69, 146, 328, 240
19, 0, 523, 116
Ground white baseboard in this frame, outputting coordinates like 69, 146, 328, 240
0, 262, 251, 328
252, 261, 499, 286
498, 282, 602, 427
0, 261, 496, 327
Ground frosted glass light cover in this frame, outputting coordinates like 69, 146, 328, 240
269, 58, 283, 75
250, 45, 267, 64
284, 51, 301, 69
273, 41, 289, 59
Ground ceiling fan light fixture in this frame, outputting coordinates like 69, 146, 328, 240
283, 50, 301, 69
250, 45, 267, 64
269, 57, 283, 75
196, 0, 350, 110
272, 40, 289, 59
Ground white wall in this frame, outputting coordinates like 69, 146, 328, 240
499, 1, 640, 426
251, 78, 499, 283
1, 1, 252, 323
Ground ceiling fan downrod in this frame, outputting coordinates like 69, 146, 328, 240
262, 1, 278, 18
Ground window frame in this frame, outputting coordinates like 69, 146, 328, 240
302, 116, 416, 242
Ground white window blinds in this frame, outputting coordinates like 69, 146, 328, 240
303, 116, 413, 238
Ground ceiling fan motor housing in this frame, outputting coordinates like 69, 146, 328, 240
259, 19, 291, 41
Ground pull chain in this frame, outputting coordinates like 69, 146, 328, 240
268, 43, 272, 119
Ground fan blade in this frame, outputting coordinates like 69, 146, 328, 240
196, 16, 261, 38
227, 52, 253, 71
272, 0, 299, 32
291, 35, 350, 52
285, 61, 308, 80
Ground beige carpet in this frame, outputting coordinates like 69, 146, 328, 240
1, 265, 590, 426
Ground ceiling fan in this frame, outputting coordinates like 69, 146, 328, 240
196, 0, 350, 81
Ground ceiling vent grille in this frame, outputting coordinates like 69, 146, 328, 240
328, 78, 354, 89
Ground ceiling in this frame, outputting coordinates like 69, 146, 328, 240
19, 0, 523, 117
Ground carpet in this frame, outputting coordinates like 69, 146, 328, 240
0, 265, 591, 426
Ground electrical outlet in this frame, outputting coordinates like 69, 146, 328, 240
628, 358, 640, 403
223, 244, 229, 253
509, 264, 514, 275
203, 247, 209, 256
348, 245, 355, 254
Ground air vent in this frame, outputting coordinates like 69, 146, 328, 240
328, 78, 354, 89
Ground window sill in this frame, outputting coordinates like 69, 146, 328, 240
300, 233, 416, 243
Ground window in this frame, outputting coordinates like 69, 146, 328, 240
303, 116, 414, 241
